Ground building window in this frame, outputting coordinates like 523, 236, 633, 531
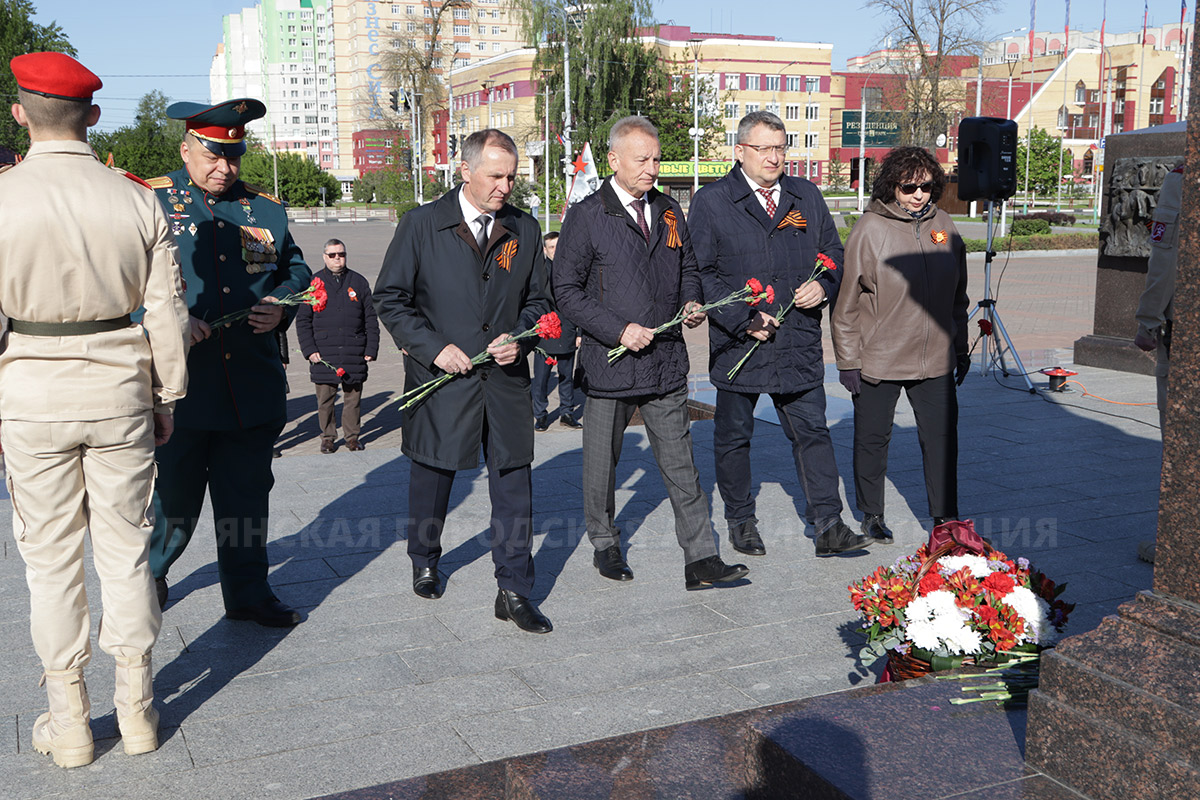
725, 131, 736, 147
1087, 113, 1099, 128
786, 76, 801, 92
454, 7, 468, 18
492, 42, 501, 51
862, 86, 882, 110
786, 132, 799, 148
492, 25, 501, 34
806, 76, 820, 93
725, 72, 740, 89
1074, 81, 1086, 103
454, 24, 469, 35
765, 75, 780, 92
765, 102, 779, 115
805, 103, 819, 121
746, 74, 760, 91
1088, 90, 1099, 104
476, 42, 486, 51
724, 102, 739, 119
407, 21, 415, 31
784, 104, 800, 120
745, 102, 760, 114
805, 131, 819, 148
1150, 96, 1165, 114
1057, 105, 1069, 128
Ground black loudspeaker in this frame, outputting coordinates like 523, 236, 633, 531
957, 117, 1018, 201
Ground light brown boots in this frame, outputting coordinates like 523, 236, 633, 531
32, 669, 94, 768
114, 654, 159, 756
32, 656, 159, 768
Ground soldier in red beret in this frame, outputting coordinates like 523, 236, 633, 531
0, 52, 191, 768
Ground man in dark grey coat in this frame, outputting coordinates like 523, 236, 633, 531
690, 111, 870, 559
374, 129, 552, 634
553, 116, 748, 591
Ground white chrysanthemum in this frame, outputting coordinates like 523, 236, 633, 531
1002, 586, 1058, 645
938, 554, 991, 578
905, 590, 979, 655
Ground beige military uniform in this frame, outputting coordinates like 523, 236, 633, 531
0, 140, 190, 671
1136, 167, 1182, 427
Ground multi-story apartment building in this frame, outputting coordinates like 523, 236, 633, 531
211, 0, 341, 173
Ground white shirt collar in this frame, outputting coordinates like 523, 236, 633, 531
742, 170, 779, 198
458, 186, 492, 232
609, 178, 652, 231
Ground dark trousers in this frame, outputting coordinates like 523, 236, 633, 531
852, 373, 958, 518
582, 386, 716, 564
407, 421, 534, 597
531, 352, 580, 418
714, 387, 844, 528
315, 381, 363, 442
149, 421, 284, 610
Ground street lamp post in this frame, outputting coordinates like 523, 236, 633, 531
689, 41, 702, 196
805, 88, 812, 180
542, 69, 551, 232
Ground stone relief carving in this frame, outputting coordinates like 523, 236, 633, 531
1101, 155, 1184, 257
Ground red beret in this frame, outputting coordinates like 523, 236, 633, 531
10, 52, 102, 102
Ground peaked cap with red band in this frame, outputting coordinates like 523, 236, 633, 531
10, 52, 102, 101
168, 98, 266, 157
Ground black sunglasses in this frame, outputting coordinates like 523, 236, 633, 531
898, 182, 934, 195
325, 251, 347, 257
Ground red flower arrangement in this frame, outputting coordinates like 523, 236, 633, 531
606, 278, 772, 363
727, 253, 837, 380
849, 520, 1073, 675
209, 276, 328, 329
400, 313, 563, 409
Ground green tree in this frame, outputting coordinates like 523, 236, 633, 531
0, 0, 75, 152
523, 0, 663, 161
1016, 126, 1072, 196
240, 150, 339, 207
645, 59, 724, 161
88, 90, 184, 178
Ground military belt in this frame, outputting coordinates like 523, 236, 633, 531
9, 315, 133, 336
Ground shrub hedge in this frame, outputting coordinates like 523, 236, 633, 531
1012, 218, 1052, 236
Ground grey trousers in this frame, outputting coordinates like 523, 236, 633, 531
582, 386, 717, 564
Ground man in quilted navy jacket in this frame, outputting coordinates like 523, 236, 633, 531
296, 239, 380, 453
690, 111, 870, 559
553, 116, 748, 591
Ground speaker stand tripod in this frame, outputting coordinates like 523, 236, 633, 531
966, 198, 1036, 394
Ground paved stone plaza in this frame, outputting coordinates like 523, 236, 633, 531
0, 222, 1158, 798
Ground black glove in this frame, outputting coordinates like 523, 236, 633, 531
839, 369, 862, 395
955, 355, 971, 386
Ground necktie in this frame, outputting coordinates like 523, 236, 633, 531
476, 214, 490, 253
758, 188, 777, 218
631, 198, 650, 242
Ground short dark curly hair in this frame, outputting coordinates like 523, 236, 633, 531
870, 146, 947, 205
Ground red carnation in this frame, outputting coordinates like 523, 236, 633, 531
975, 604, 1000, 623
746, 277, 763, 295
981, 572, 1016, 597
537, 312, 562, 340
978, 319, 993, 335
817, 253, 837, 271
336, 367, 346, 377
545, 356, 558, 366
765, 285, 775, 305
917, 571, 945, 596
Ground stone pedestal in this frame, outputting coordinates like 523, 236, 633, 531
1073, 124, 1183, 376
1026, 34, 1200, 800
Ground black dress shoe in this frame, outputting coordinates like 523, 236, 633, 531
534, 415, 550, 432
559, 414, 582, 430
226, 597, 302, 627
684, 555, 749, 590
593, 545, 633, 581
728, 519, 766, 556
494, 589, 552, 634
861, 514, 894, 544
412, 565, 442, 599
815, 519, 872, 557
155, 577, 169, 610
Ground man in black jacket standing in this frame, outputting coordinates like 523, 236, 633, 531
532, 232, 583, 431
690, 111, 870, 558
374, 129, 552, 634
553, 116, 748, 590
296, 239, 380, 453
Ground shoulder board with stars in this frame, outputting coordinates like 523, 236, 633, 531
243, 183, 283, 205
146, 175, 175, 190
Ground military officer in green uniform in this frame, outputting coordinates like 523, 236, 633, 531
147, 98, 311, 626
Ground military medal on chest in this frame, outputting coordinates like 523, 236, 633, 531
240, 197, 256, 224
240, 225, 278, 273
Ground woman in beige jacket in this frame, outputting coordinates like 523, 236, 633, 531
831, 146, 970, 544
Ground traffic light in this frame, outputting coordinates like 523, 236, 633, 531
448, 134, 457, 159
389, 89, 400, 112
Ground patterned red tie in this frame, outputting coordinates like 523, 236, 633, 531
632, 198, 650, 242
758, 188, 776, 218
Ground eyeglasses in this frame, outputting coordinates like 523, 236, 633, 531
898, 182, 934, 195
324, 252, 347, 258
740, 144, 787, 157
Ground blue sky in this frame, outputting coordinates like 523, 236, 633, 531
32, 0, 1181, 132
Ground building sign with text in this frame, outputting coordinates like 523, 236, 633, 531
840, 111, 904, 148
657, 161, 733, 179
